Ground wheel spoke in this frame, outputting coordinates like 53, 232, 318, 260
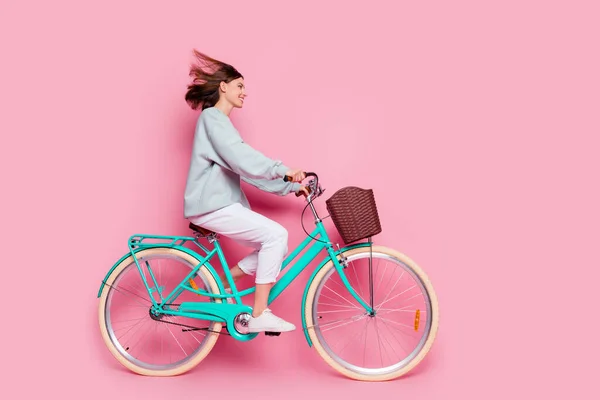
377, 316, 410, 355
374, 317, 385, 367
318, 309, 364, 314
318, 302, 362, 310
377, 319, 401, 361
363, 318, 371, 366
322, 284, 362, 309
376, 270, 405, 310
377, 304, 418, 313
110, 283, 152, 307
376, 288, 422, 311
328, 277, 368, 306
116, 317, 148, 341
334, 318, 369, 356
349, 259, 366, 305
163, 321, 188, 357
113, 316, 147, 325
123, 318, 152, 353
318, 291, 360, 308
320, 314, 367, 332
113, 318, 147, 333
314, 313, 366, 329
378, 316, 421, 338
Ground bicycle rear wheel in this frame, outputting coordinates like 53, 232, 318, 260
304, 246, 439, 381
98, 247, 222, 376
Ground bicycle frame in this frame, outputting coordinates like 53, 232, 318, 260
98, 219, 374, 341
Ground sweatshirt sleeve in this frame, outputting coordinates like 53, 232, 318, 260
204, 109, 289, 180
241, 176, 301, 196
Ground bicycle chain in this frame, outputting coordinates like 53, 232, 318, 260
150, 312, 231, 335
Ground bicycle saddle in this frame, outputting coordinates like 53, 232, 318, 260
188, 222, 215, 236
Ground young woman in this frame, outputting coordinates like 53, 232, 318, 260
183, 50, 307, 333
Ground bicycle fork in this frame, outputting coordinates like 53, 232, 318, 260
331, 245, 375, 315
368, 237, 375, 314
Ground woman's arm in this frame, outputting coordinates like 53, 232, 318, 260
241, 176, 301, 196
204, 110, 289, 181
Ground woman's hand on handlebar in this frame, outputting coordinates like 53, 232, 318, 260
284, 171, 320, 198
284, 169, 306, 183
296, 185, 311, 197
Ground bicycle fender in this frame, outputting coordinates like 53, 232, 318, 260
301, 242, 373, 347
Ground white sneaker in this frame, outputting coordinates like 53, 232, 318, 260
247, 309, 296, 333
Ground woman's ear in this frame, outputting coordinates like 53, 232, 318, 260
219, 81, 227, 93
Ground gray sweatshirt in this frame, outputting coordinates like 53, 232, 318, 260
184, 107, 301, 218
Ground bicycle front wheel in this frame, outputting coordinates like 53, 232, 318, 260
98, 247, 223, 376
304, 246, 439, 381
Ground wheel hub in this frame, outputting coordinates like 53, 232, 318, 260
234, 312, 251, 334
149, 307, 164, 321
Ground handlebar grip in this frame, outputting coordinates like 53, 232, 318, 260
295, 186, 312, 197
283, 172, 316, 182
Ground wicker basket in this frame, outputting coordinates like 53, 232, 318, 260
325, 186, 382, 244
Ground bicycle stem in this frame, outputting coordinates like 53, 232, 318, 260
307, 196, 320, 220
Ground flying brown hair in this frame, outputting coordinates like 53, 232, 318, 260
184, 50, 244, 110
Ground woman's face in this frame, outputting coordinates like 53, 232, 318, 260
221, 78, 246, 108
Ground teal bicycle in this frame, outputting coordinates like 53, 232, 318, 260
97, 173, 439, 381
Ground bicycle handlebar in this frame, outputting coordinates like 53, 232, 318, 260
283, 172, 321, 198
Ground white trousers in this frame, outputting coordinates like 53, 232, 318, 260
188, 203, 288, 284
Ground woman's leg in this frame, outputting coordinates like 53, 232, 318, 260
188, 203, 295, 332
253, 283, 272, 317
219, 264, 248, 289
218, 263, 249, 304
221, 242, 260, 290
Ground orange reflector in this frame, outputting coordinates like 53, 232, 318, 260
188, 279, 200, 295
414, 309, 421, 331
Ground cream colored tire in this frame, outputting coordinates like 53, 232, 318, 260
98, 247, 222, 376
304, 246, 439, 381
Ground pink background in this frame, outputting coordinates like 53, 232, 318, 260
2, 0, 599, 398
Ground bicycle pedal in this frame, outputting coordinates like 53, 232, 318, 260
264, 331, 281, 337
